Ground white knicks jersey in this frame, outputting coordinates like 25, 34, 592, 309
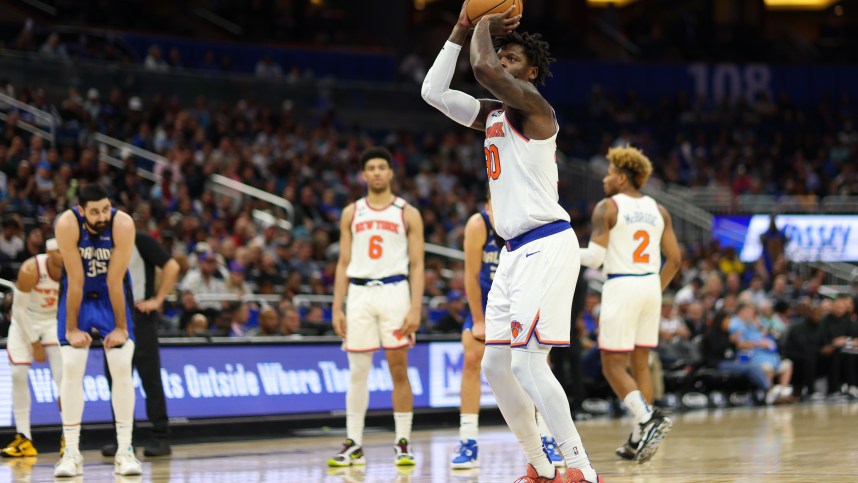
484, 109, 570, 240
603, 194, 664, 275
346, 197, 410, 279
27, 254, 60, 321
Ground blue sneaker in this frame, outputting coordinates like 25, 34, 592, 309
450, 439, 479, 469
542, 436, 565, 467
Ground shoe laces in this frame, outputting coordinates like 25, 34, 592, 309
339, 439, 356, 454
396, 438, 410, 454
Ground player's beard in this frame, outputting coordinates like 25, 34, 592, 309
84, 217, 109, 234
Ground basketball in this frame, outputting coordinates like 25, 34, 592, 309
467, 0, 523, 24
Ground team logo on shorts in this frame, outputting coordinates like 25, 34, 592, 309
393, 329, 403, 340
510, 321, 523, 339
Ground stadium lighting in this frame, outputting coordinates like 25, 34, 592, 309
763, 0, 838, 9
587, 0, 639, 6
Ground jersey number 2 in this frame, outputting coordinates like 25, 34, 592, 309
484, 145, 501, 180
369, 235, 383, 260
633, 230, 650, 263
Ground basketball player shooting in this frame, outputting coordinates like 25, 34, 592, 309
422, 3, 603, 482
580, 146, 681, 464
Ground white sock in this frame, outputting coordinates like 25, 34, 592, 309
116, 422, 133, 451
60, 346, 90, 455
535, 410, 552, 440
62, 425, 81, 455
346, 352, 372, 446
623, 390, 653, 425
630, 420, 642, 444
106, 341, 136, 450
482, 347, 555, 478
394, 412, 413, 442
11, 365, 31, 440
459, 413, 478, 441
510, 349, 593, 471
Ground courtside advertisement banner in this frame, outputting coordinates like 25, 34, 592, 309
0, 341, 491, 427
712, 215, 858, 263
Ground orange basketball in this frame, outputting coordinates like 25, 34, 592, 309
466, 0, 523, 24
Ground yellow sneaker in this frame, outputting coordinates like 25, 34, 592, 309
1, 433, 38, 458
60, 436, 66, 457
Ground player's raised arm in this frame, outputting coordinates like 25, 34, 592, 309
11, 258, 40, 348
332, 203, 355, 339
463, 213, 488, 339
401, 204, 425, 337
658, 205, 682, 291
104, 211, 135, 348
56, 210, 89, 347
580, 199, 615, 269
421, 1, 501, 131
470, 10, 551, 118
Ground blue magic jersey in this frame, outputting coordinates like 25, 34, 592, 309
57, 208, 135, 343
464, 211, 501, 330
72, 209, 121, 294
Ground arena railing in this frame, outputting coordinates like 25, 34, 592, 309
561, 159, 713, 244
0, 91, 57, 143
667, 187, 858, 214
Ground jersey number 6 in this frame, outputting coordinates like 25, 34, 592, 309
484, 145, 501, 181
369, 235, 383, 260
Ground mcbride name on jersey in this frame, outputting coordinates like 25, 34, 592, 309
347, 197, 410, 280
604, 193, 664, 275
483, 110, 570, 240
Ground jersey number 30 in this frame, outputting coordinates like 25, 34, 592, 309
484, 145, 501, 180
633, 230, 650, 263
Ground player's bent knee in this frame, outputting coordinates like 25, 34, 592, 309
11, 364, 29, 384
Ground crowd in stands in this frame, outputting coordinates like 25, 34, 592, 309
566, 87, 858, 201
1, 79, 857, 408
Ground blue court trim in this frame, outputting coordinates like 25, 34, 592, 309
606, 272, 656, 280
349, 274, 407, 286
504, 221, 571, 252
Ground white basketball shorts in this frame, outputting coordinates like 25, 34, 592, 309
345, 280, 413, 352
598, 273, 661, 352
485, 221, 580, 350
6, 317, 59, 365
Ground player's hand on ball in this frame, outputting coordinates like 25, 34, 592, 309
32, 341, 47, 362
400, 310, 421, 337
471, 320, 486, 341
66, 328, 93, 348
333, 310, 347, 339
480, 7, 521, 37
457, 1, 474, 29
103, 328, 128, 349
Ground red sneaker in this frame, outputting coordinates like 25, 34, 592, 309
564, 468, 606, 483
514, 463, 563, 482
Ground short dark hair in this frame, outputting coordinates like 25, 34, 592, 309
359, 147, 393, 170
495, 32, 555, 86
78, 184, 110, 207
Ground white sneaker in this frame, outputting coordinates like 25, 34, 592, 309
54, 451, 84, 477
115, 447, 143, 476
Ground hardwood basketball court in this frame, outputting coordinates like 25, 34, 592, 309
3, 403, 856, 482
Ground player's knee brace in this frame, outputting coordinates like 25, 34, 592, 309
105, 340, 135, 377
11, 364, 29, 386
347, 351, 372, 384
481, 346, 513, 384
